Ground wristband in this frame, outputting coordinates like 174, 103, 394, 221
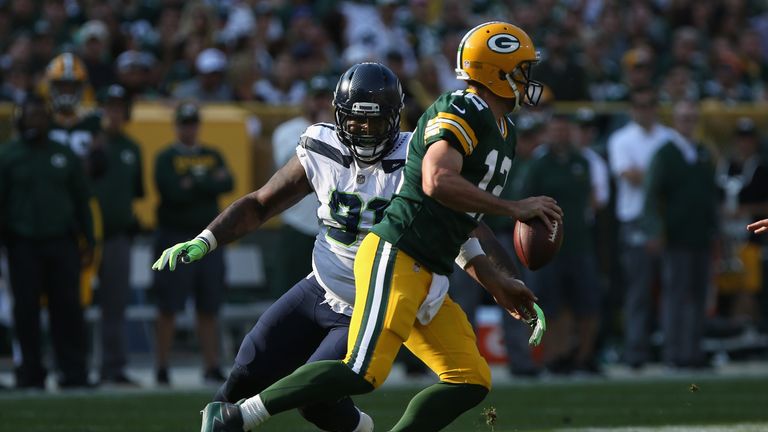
195, 229, 218, 252
454, 237, 485, 269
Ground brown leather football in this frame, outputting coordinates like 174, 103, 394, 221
513, 218, 564, 271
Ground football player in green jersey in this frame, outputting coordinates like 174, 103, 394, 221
46, 53, 101, 159
202, 22, 562, 432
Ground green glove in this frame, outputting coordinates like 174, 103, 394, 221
151, 238, 209, 271
527, 303, 547, 346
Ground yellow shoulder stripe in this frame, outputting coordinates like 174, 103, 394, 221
425, 112, 478, 155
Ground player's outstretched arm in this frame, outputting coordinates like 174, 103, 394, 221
747, 219, 768, 234
152, 155, 312, 271
422, 140, 563, 226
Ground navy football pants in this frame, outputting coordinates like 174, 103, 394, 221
214, 276, 360, 431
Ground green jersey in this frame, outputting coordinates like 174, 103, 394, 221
373, 90, 517, 274
92, 132, 144, 238
49, 111, 102, 158
523, 148, 592, 255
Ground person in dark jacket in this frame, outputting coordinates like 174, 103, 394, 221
0, 95, 94, 389
643, 100, 718, 368
152, 102, 234, 385
91, 84, 144, 386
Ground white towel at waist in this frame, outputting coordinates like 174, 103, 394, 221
417, 274, 449, 325
319, 272, 450, 324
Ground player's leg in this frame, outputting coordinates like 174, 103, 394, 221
620, 223, 653, 367
213, 276, 330, 402
44, 237, 89, 387
570, 253, 602, 372
216, 234, 429, 431
195, 248, 226, 381
7, 238, 47, 388
660, 249, 689, 366
98, 234, 132, 382
152, 229, 193, 384
299, 323, 371, 432
393, 296, 491, 431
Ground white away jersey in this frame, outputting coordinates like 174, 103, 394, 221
296, 123, 411, 311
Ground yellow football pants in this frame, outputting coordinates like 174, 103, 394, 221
344, 233, 491, 390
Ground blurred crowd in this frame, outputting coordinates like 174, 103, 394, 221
2, 0, 768, 112
1, 0, 768, 390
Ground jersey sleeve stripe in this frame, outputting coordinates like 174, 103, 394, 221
436, 112, 477, 145
425, 116, 475, 155
425, 121, 471, 154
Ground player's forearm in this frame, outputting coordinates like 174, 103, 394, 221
463, 254, 508, 298
206, 193, 270, 246
472, 222, 520, 278
424, 168, 516, 216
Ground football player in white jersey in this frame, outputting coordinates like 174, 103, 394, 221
153, 63, 540, 432
153, 62, 407, 432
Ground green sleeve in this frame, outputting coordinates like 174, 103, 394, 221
642, 149, 666, 239
70, 153, 95, 246
132, 141, 145, 199
154, 150, 199, 203
193, 152, 234, 195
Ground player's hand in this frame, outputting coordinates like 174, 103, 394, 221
489, 276, 538, 322
747, 219, 768, 234
512, 196, 563, 230
151, 238, 209, 271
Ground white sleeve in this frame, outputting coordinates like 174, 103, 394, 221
590, 154, 610, 207
295, 136, 318, 191
607, 131, 631, 177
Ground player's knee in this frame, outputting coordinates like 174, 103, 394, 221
440, 360, 492, 390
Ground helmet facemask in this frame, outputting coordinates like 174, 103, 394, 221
50, 79, 84, 113
335, 101, 400, 163
503, 59, 543, 112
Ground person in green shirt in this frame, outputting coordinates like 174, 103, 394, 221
91, 84, 144, 386
522, 113, 602, 374
0, 95, 94, 389
643, 100, 717, 368
198, 22, 562, 432
152, 102, 234, 385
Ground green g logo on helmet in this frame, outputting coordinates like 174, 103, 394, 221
487, 34, 520, 53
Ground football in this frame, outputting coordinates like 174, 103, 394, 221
513, 218, 564, 271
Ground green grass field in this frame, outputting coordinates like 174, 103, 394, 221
1, 377, 767, 432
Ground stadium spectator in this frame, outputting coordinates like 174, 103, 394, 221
536, 27, 590, 101
660, 65, 701, 104
523, 113, 601, 374
116, 49, 161, 100
152, 102, 233, 386
91, 84, 144, 386
716, 118, 768, 325
173, 48, 234, 102
76, 20, 114, 94
252, 50, 306, 104
608, 86, 673, 369
703, 49, 755, 103
0, 95, 94, 389
574, 108, 610, 213
0, 63, 30, 104
643, 99, 717, 369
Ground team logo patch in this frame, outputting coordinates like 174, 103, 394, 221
487, 34, 520, 53
121, 149, 136, 165
51, 153, 67, 168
